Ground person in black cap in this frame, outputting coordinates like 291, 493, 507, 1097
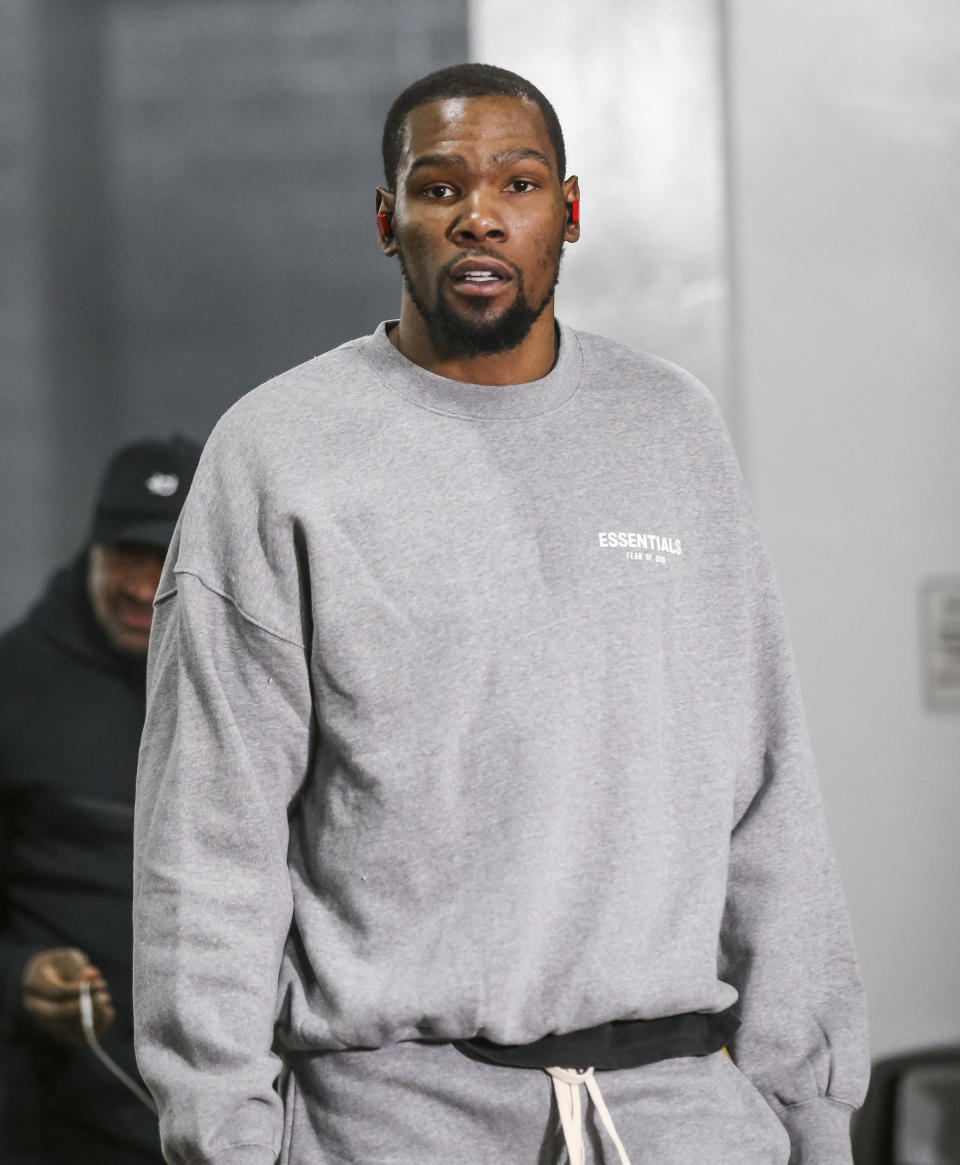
0, 435, 201, 1164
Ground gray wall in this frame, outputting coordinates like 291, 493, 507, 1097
0, 0, 467, 627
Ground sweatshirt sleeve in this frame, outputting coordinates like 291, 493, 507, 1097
133, 570, 313, 1165
0, 935, 43, 1037
719, 512, 871, 1165
0, 657, 44, 1037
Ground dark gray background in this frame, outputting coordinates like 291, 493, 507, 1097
1, 0, 467, 627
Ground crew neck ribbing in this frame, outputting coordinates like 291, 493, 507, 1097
356, 320, 583, 420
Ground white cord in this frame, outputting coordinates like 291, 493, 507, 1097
79, 981, 158, 1114
545, 1066, 632, 1165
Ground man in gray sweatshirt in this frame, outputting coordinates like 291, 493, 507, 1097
133, 64, 870, 1165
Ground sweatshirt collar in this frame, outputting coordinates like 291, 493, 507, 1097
359, 320, 583, 420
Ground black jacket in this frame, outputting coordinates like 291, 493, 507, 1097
0, 556, 163, 1163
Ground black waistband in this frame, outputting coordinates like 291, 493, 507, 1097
453, 1005, 740, 1071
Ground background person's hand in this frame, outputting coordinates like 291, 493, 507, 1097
21, 947, 115, 1046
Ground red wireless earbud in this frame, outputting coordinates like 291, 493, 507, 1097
377, 211, 391, 239
569, 199, 580, 225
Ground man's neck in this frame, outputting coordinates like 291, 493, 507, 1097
389, 299, 558, 386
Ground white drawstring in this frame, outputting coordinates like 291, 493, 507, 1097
545, 1066, 632, 1165
79, 981, 158, 1114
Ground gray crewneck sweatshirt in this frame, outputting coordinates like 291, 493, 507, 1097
133, 322, 869, 1164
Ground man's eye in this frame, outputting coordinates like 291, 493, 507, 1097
423, 183, 456, 199
506, 180, 539, 193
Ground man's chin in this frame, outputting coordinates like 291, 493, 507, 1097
104, 620, 152, 657
442, 287, 514, 325
427, 296, 546, 359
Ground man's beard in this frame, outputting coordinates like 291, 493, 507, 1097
397, 246, 562, 359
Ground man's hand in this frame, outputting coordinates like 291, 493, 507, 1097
21, 947, 115, 1046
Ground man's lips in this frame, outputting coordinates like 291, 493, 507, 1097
447, 256, 514, 298
118, 605, 153, 631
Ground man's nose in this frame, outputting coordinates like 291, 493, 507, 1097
124, 561, 164, 603
449, 193, 505, 244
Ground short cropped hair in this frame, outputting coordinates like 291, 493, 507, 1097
381, 63, 566, 191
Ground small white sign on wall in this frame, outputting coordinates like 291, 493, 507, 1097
920, 577, 960, 713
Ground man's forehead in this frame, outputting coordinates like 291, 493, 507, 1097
399, 95, 555, 172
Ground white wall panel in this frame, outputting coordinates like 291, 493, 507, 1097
727, 0, 960, 1058
470, 0, 734, 429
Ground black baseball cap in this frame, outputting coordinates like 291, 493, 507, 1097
89, 435, 203, 548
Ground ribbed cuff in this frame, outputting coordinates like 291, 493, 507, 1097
779, 1097, 856, 1165
203, 1145, 278, 1165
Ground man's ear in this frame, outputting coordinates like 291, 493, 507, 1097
562, 175, 581, 243
376, 188, 397, 256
